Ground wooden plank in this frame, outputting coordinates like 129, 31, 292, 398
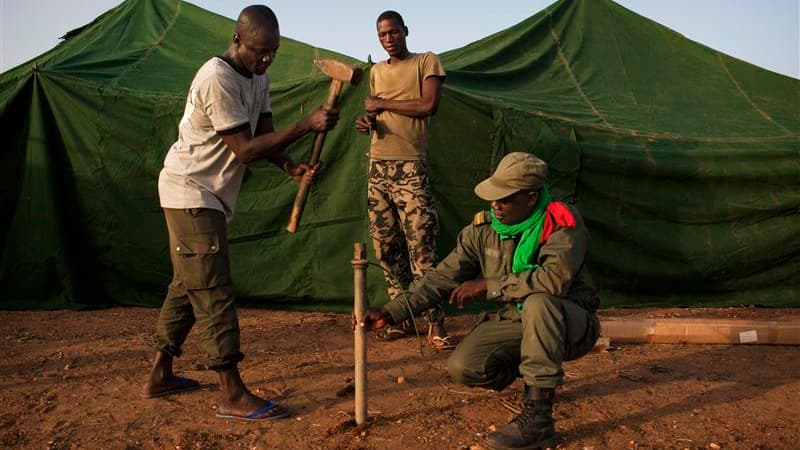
599, 318, 800, 345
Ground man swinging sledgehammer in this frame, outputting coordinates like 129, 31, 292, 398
142, 5, 339, 421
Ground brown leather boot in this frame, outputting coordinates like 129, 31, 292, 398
485, 386, 559, 450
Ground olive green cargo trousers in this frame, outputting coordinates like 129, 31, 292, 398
155, 208, 243, 371
448, 293, 599, 390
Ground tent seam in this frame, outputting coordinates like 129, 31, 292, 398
28, 5, 123, 73
108, 1, 183, 89
490, 105, 506, 171
547, 24, 612, 129
716, 53, 793, 136
608, 9, 639, 107
43, 67, 327, 98
38, 71, 185, 99
446, 85, 798, 143
616, 157, 628, 229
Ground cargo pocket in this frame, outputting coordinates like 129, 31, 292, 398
174, 233, 230, 289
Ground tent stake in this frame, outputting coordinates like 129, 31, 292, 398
352, 243, 368, 425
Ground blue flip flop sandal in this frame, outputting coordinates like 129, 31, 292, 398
140, 378, 201, 399
215, 400, 290, 421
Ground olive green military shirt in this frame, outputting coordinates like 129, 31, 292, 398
383, 203, 598, 324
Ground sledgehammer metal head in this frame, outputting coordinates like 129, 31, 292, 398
314, 59, 363, 86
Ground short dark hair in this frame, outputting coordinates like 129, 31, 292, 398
377, 10, 405, 27
238, 5, 279, 34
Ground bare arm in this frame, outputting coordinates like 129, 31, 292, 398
220, 107, 338, 165
365, 76, 443, 118
254, 114, 292, 171
381, 225, 482, 324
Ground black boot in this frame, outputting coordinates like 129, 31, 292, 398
485, 386, 558, 450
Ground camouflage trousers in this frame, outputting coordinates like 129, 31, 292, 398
368, 159, 444, 325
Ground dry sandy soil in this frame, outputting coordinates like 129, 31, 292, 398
1, 306, 798, 449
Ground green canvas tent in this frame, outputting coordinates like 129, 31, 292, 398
1, 0, 798, 310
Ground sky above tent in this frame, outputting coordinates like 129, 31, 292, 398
1, 0, 798, 78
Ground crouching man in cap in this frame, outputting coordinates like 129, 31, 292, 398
360, 152, 600, 449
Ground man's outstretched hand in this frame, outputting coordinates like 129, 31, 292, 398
354, 307, 394, 331
449, 278, 488, 309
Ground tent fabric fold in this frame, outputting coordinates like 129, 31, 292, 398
1, 0, 798, 310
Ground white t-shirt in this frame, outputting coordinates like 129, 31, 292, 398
158, 57, 271, 222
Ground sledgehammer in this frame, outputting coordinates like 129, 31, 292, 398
286, 59, 362, 233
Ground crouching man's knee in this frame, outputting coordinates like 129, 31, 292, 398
447, 351, 518, 391
447, 352, 474, 386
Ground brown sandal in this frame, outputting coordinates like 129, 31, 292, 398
428, 335, 458, 351
427, 324, 458, 350
375, 325, 411, 341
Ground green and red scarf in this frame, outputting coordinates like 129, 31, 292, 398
489, 187, 577, 310
490, 186, 553, 273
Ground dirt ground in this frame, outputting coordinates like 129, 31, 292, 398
0, 306, 798, 450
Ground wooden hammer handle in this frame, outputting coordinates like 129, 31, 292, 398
286, 79, 343, 233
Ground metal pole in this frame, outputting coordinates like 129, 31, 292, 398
352, 243, 368, 425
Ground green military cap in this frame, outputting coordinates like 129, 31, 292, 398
474, 152, 548, 201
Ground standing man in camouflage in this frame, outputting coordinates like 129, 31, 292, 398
140, 6, 339, 421
354, 10, 454, 349
359, 152, 601, 449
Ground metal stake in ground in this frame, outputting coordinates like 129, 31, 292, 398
351, 243, 368, 425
